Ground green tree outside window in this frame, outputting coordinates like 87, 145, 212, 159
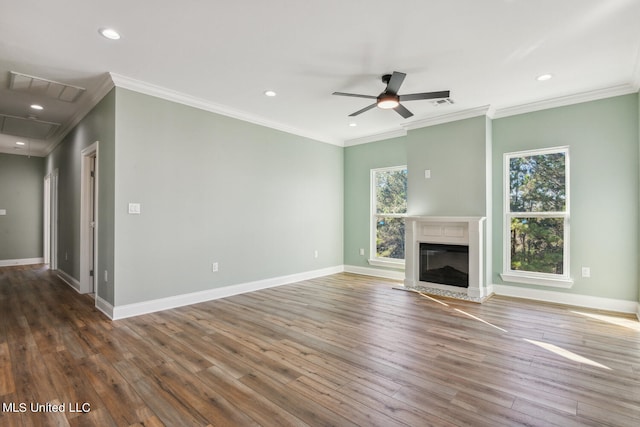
373, 167, 407, 260
506, 149, 568, 276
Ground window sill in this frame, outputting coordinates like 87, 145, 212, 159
368, 258, 405, 270
500, 273, 573, 288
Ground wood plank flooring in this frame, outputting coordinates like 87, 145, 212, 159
1, 264, 639, 426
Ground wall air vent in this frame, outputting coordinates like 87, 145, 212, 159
9, 71, 86, 102
0, 113, 60, 139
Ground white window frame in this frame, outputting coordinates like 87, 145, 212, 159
368, 165, 407, 269
500, 147, 573, 288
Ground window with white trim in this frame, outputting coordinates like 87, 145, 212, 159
369, 166, 407, 268
502, 147, 572, 287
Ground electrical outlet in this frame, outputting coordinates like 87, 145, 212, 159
359, 248, 365, 256
314, 250, 319, 259
212, 262, 219, 272
581, 267, 591, 278
104, 270, 108, 282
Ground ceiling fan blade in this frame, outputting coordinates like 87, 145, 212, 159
394, 103, 413, 119
332, 92, 377, 99
349, 103, 377, 117
386, 71, 406, 94
399, 90, 450, 101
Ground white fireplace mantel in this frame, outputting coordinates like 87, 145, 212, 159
404, 216, 488, 300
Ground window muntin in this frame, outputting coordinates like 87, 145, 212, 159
504, 147, 570, 285
371, 166, 407, 265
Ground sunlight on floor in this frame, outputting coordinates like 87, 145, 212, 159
523, 339, 612, 370
417, 291, 449, 307
454, 308, 509, 333
406, 288, 626, 372
570, 311, 640, 331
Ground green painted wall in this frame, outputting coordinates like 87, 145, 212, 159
492, 94, 639, 300
46, 89, 116, 304
113, 88, 344, 305
40, 83, 639, 308
0, 153, 45, 261
343, 137, 406, 268
406, 116, 488, 216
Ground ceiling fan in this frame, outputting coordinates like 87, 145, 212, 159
332, 71, 450, 118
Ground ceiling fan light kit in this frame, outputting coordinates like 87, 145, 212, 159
377, 95, 399, 109
332, 71, 450, 119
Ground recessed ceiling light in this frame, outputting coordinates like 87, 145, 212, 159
264, 90, 277, 97
536, 74, 553, 81
349, 122, 357, 127
30, 104, 43, 110
16, 141, 25, 146
99, 28, 121, 40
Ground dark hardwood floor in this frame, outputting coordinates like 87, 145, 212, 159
1, 264, 639, 426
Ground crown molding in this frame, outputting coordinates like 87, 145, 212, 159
39, 73, 640, 156
491, 84, 638, 119
343, 128, 407, 147
109, 73, 342, 147
343, 106, 491, 147
44, 73, 115, 156
402, 106, 491, 131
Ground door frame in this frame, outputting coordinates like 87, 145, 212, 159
44, 169, 59, 269
80, 142, 99, 294
44, 174, 50, 265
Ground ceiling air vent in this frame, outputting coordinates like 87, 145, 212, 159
0, 113, 60, 139
9, 71, 86, 102
432, 98, 455, 106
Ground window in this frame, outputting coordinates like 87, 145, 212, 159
370, 166, 407, 268
502, 147, 572, 287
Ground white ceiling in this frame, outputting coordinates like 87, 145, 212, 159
1, 0, 639, 156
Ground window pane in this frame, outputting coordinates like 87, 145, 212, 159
376, 216, 405, 259
509, 152, 565, 212
510, 217, 564, 274
375, 169, 407, 214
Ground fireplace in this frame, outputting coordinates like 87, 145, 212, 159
419, 243, 469, 288
404, 216, 489, 300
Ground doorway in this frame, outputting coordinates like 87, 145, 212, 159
80, 142, 98, 295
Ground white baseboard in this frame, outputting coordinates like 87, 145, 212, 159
96, 296, 114, 319
56, 269, 81, 292
57, 270, 114, 319
0, 257, 44, 267
636, 303, 640, 321
493, 284, 638, 314
111, 265, 344, 320
343, 264, 405, 281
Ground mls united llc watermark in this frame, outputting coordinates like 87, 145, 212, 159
2, 401, 91, 413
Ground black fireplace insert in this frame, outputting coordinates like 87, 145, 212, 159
419, 243, 469, 288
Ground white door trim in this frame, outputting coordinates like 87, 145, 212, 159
46, 169, 59, 270
80, 142, 99, 294
44, 174, 51, 265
